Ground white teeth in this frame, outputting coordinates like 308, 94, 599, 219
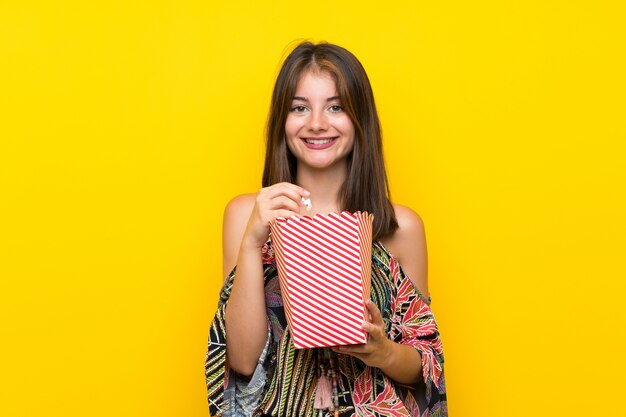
304, 138, 334, 144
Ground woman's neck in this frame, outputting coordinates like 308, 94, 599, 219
295, 163, 347, 215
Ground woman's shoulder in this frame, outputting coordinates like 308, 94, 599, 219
383, 203, 426, 247
225, 192, 257, 215
223, 192, 258, 239
391, 203, 424, 229
380, 203, 429, 298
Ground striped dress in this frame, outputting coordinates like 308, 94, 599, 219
205, 241, 447, 417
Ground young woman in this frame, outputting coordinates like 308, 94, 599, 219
206, 41, 447, 417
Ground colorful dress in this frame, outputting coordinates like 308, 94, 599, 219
205, 241, 447, 416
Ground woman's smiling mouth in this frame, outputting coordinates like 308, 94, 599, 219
301, 137, 338, 149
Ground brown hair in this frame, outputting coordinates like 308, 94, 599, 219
262, 41, 398, 241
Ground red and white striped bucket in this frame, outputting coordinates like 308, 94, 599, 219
269, 211, 373, 349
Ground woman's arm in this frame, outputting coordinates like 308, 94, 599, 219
222, 194, 266, 377
332, 204, 429, 384
223, 184, 309, 376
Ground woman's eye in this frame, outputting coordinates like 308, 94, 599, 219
329, 104, 343, 112
291, 105, 308, 113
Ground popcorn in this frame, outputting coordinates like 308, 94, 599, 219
301, 197, 312, 211
269, 211, 374, 349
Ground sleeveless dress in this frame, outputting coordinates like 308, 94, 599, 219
205, 241, 447, 416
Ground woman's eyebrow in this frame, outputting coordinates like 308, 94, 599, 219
292, 96, 340, 102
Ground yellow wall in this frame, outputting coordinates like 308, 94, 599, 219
1, 1, 625, 416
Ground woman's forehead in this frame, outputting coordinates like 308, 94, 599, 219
294, 70, 339, 96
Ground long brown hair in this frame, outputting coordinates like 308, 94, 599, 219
262, 41, 398, 241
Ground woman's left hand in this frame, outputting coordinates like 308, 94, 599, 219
331, 299, 392, 369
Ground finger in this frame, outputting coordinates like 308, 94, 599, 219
361, 321, 385, 345
263, 183, 310, 201
333, 344, 369, 355
366, 300, 385, 327
257, 194, 300, 218
263, 189, 307, 211
267, 195, 301, 213
332, 347, 366, 362
361, 321, 376, 333
272, 209, 298, 220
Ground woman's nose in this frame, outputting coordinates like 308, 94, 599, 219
307, 109, 329, 132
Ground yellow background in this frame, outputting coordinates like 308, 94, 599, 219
1, 1, 625, 416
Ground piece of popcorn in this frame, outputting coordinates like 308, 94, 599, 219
301, 197, 312, 211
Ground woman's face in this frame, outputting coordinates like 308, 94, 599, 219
285, 70, 355, 172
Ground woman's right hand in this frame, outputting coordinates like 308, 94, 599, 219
241, 182, 310, 250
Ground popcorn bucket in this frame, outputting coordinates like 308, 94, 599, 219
269, 211, 374, 349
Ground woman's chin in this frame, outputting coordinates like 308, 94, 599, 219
299, 158, 345, 171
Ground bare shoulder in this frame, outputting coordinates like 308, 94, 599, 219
224, 193, 257, 219
391, 203, 425, 234
222, 193, 257, 279
380, 203, 429, 299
